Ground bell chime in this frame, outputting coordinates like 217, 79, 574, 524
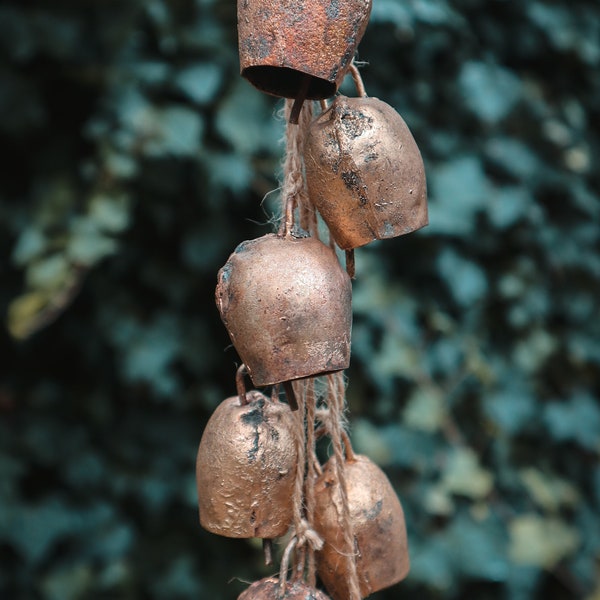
195, 0, 428, 597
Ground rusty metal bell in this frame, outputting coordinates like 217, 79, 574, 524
238, 0, 372, 100
313, 453, 410, 599
238, 577, 331, 600
215, 233, 352, 387
304, 95, 428, 250
196, 372, 297, 539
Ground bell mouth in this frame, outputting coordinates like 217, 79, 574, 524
247, 366, 348, 389
241, 66, 336, 99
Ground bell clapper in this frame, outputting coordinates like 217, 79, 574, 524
289, 73, 312, 124
345, 249, 356, 279
263, 538, 274, 566
283, 380, 299, 411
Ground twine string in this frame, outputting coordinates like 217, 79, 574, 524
279, 99, 313, 237
290, 379, 323, 583
328, 371, 362, 600
304, 378, 320, 586
279, 536, 298, 596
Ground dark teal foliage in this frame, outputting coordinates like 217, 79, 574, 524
1, 0, 599, 598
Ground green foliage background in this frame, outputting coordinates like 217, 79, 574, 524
1, 0, 599, 598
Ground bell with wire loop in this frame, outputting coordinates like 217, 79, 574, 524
215, 233, 352, 387
238, 0, 372, 101
313, 450, 410, 599
304, 95, 428, 250
196, 366, 297, 539
238, 577, 331, 599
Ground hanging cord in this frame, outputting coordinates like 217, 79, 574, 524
279, 536, 298, 596
327, 371, 362, 600
288, 379, 323, 586
279, 99, 313, 237
304, 378, 320, 587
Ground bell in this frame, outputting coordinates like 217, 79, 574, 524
238, 0, 372, 100
238, 576, 331, 600
313, 453, 410, 599
304, 95, 428, 250
196, 371, 297, 539
215, 233, 352, 387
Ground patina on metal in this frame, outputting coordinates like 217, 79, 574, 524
305, 95, 428, 250
313, 452, 410, 599
238, 576, 331, 599
238, 0, 372, 100
196, 367, 297, 539
215, 233, 352, 387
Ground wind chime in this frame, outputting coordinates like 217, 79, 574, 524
195, 0, 428, 597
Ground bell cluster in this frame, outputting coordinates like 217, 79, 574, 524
195, 0, 428, 598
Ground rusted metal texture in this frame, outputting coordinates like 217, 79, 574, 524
238, 0, 372, 99
305, 95, 428, 250
215, 233, 352, 386
196, 391, 297, 538
313, 454, 410, 599
238, 576, 331, 599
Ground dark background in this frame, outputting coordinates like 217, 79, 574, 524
1, 1, 599, 598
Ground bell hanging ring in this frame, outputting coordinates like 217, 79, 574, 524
238, 0, 373, 100
305, 95, 428, 250
215, 233, 352, 387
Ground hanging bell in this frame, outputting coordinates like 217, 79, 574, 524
196, 368, 297, 539
313, 453, 410, 599
215, 233, 352, 387
304, 95, 428, 250
238, 0, 372, 100
238, 577, 331, 600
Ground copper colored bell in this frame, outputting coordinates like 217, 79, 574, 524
313, 453, 410, 599
196, 382, 297, 539
304, 95, 428, 250
238, 0, 372, 100
238, 577, 331, 600
215, 233, 352, 386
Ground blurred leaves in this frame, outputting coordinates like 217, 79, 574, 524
509, 515, 580, 569
1, 0, 599, 599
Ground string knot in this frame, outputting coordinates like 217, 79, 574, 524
295, 519, 324, 551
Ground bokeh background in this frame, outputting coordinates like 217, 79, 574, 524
1, 0, 599, 598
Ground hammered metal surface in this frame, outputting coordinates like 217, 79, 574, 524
313, 454, 410, 599
305, 95, 428, 249
196, 391, 297, 539
215, 233, 352, 386
238, 576, 331, 599
238, 0, 372, 99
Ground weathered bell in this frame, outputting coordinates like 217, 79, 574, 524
196, 383, 297, 539
238, 0, 372, 100
313, 453, 410, 599
215, 233, 352, 387
304, 95, 428, 250
238, 576, 331, 600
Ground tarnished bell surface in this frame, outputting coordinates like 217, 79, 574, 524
238, 577, 331, 599
238, 0, 372, 99
305, 95, 428, 250
313, 454, 410, 599
196, 390, 297, 538
216, 233, 352, 386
